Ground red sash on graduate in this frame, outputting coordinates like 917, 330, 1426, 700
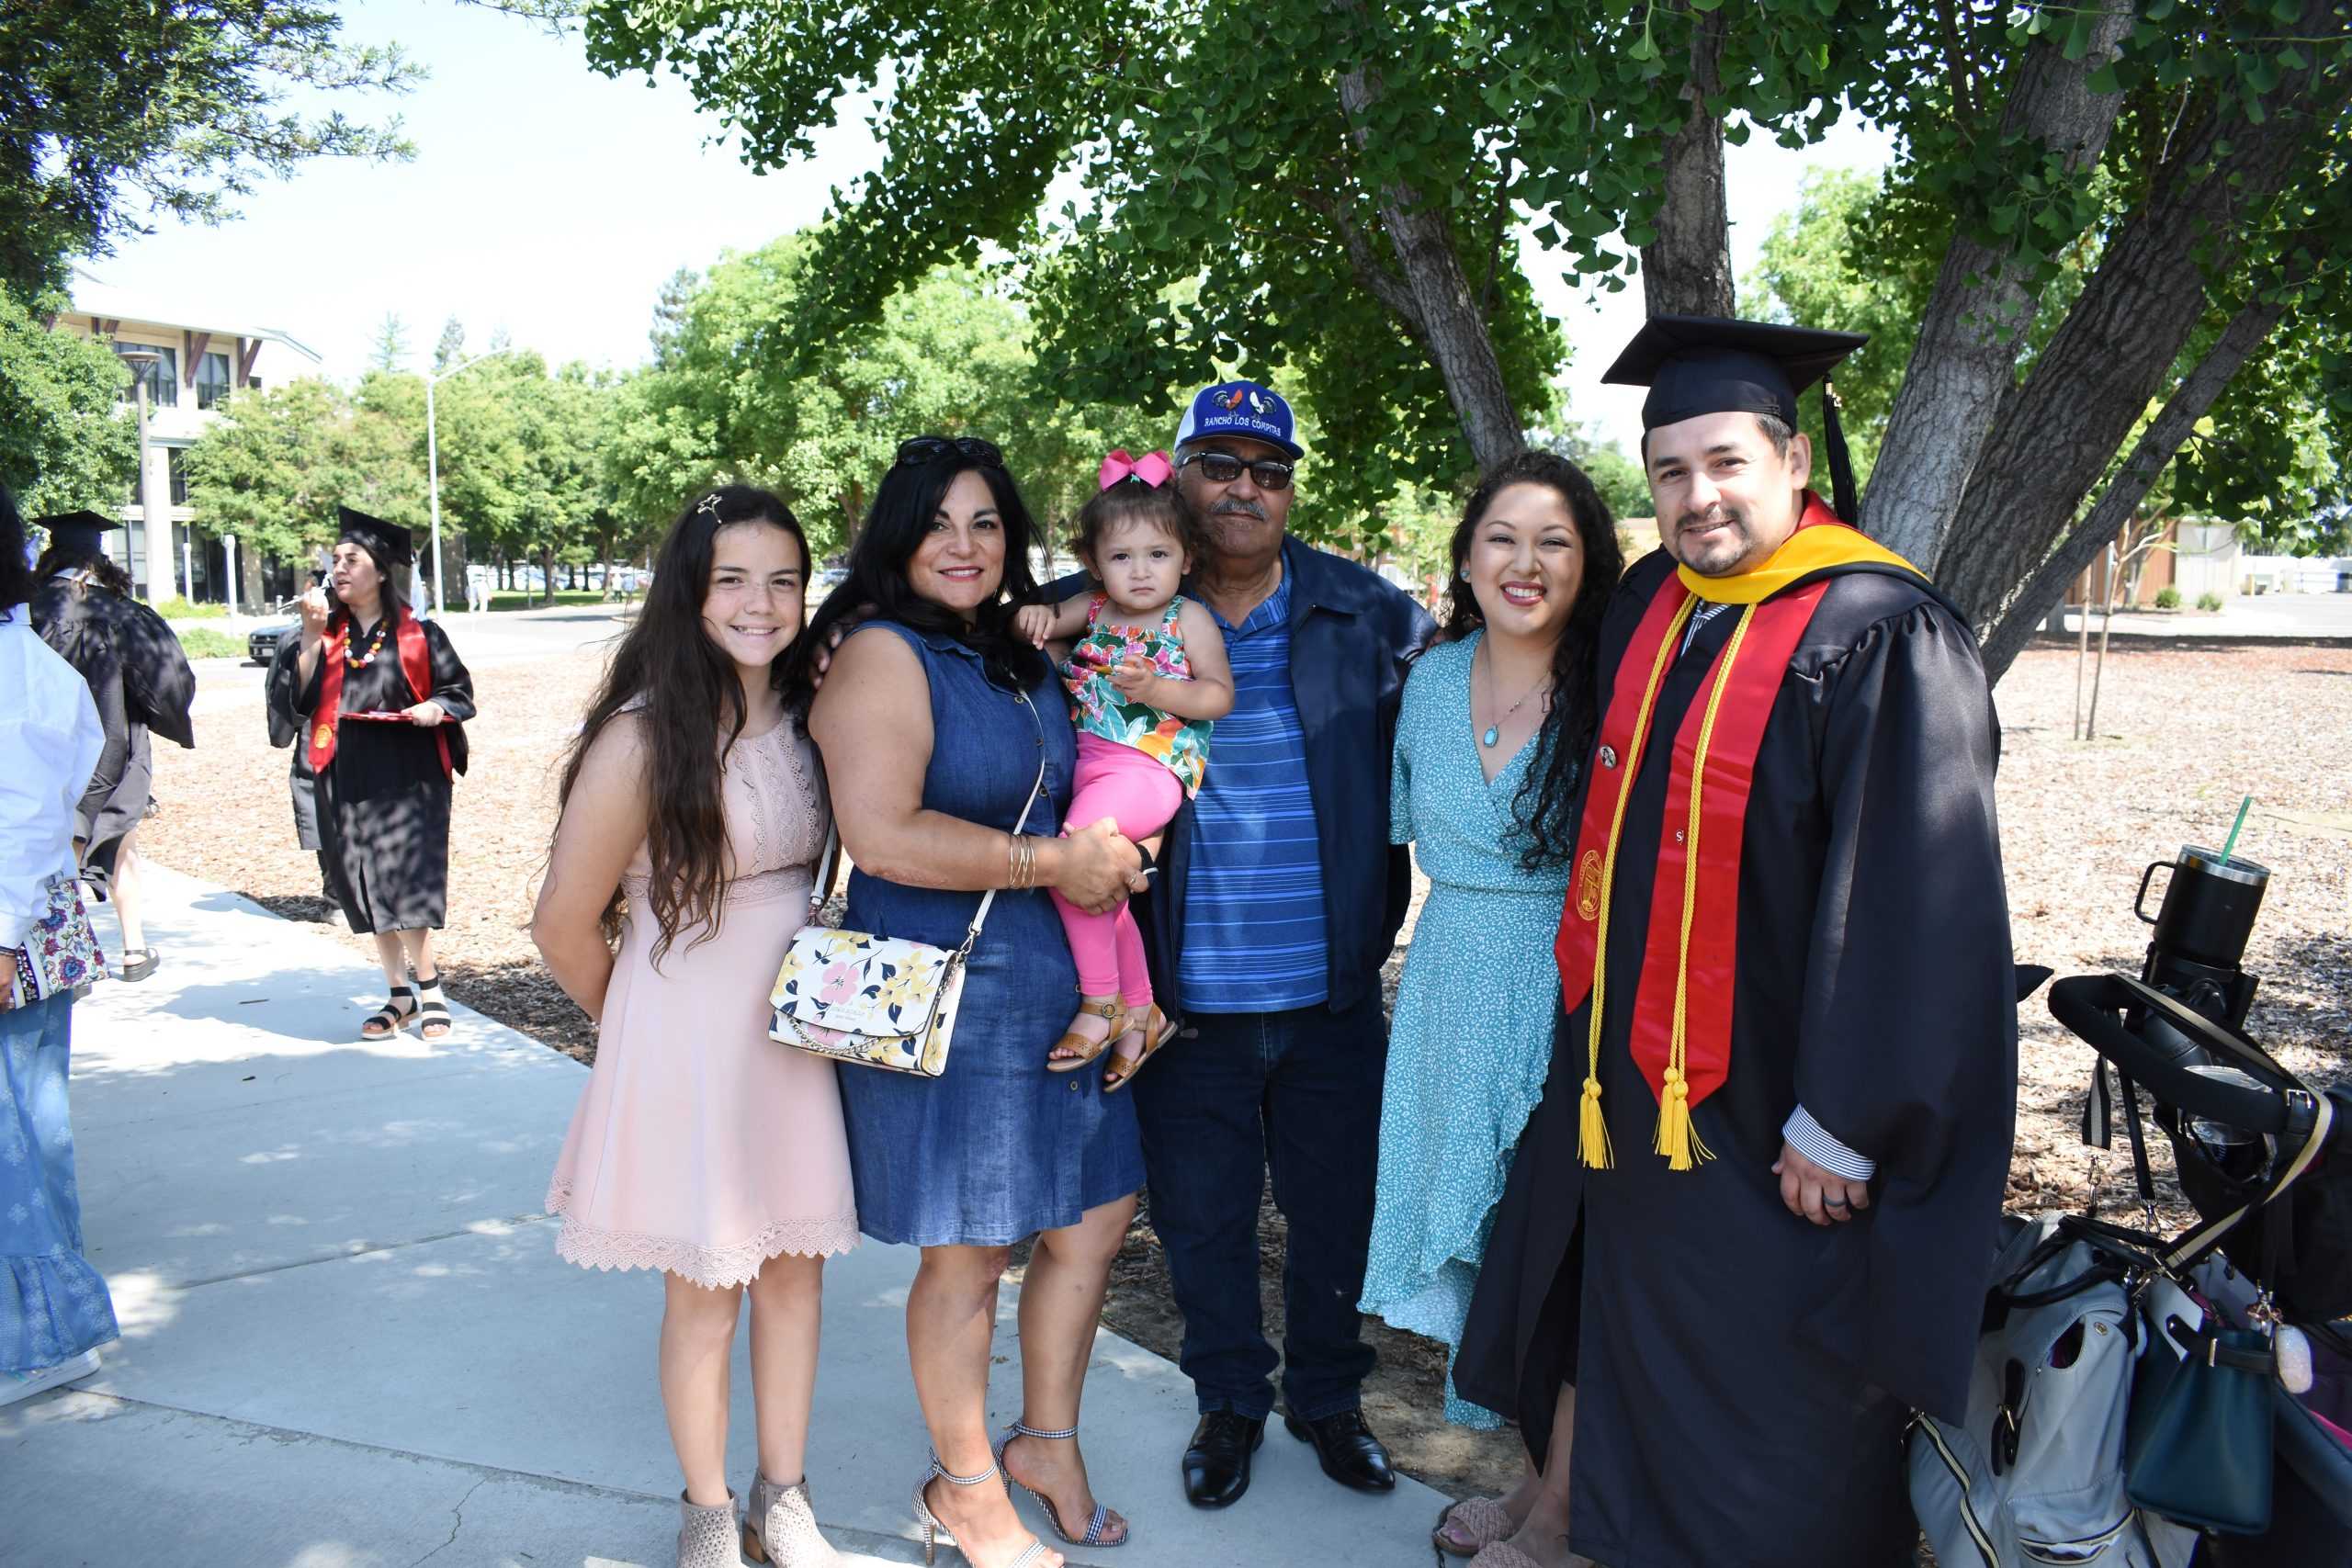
307, 607, 453, 779
1555, 493, 1926, 1170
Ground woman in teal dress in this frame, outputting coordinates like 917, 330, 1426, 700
1359, 451, 1621, 1561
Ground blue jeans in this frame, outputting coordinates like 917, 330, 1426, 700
1132, 993, 1386, 1421
1, 990, 117, 1372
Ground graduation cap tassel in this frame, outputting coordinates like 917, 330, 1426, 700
1822, 380, 1860, 525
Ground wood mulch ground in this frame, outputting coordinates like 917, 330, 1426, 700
140, 636, 2352, 1507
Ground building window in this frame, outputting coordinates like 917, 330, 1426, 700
112, 343, 179, 408
195, 351, 232, 410
167, 447, 189, 506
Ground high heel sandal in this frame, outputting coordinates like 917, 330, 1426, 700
360, 984, 415, 1041
996, 1419, 1125, 1548
742, 1471, 841, 1565
1045, 994, 1128, 1072
910, 1453, 1053, 1567
1099, 1006, 1168, 1094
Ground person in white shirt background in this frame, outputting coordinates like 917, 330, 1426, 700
0, 483, 119, 1407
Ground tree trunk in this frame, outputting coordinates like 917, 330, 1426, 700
1333, 25, 1526, 470
1641, 6, 1734, 319
1933, 27, 2346, 629
238, 538, 265, 613
1867, 0, 2133, 563
1978, 292, 2287, 681
538, 544, 555, 607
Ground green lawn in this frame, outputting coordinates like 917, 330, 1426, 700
176, 626, 245, 660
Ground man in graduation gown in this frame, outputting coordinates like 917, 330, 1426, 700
1454, 316, 2017, 1568
29, 511, 196, 982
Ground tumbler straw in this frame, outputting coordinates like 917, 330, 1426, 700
2218, 794, 2253, 866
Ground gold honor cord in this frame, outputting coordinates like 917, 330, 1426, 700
1579, 594, 1699, 1170
1657, 603, 1757, 1171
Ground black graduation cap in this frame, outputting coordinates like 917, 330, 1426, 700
33, 510, 122, 558
335, 505, 414, 568
1603, 315, 1870, 522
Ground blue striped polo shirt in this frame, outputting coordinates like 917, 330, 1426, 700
1179, 574, 1329, 1012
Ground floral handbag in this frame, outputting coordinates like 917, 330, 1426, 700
769, 698, 1048, 1077
6, 872, 109, 1009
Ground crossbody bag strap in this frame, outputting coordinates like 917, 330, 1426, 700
957, 690, 1049, 956
803, 690, 1052, 952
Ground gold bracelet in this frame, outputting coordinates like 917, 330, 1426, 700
1014, 834, 1038, 891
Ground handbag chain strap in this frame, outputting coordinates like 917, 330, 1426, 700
807, 688, 1051, 964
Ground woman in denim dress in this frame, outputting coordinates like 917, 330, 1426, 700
796, 437, 1148, 1568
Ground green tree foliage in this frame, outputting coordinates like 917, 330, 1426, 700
181, 378, 358, 570
0, 1, 421, 300
610, 235, 1131, 561
0, 290, 137, 514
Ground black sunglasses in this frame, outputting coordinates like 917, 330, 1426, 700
895, 435, 1005, 469
1177, 449, 1295, 491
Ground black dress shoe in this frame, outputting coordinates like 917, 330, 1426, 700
1182, 1410, 1266, 1508
1283, 1408, 1396, 1493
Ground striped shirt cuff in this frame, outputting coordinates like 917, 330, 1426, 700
1782, 1104, 1876, 1182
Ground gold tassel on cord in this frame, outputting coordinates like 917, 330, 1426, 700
1577, 597, 1694, 1169
1652, 605, 1753, 1172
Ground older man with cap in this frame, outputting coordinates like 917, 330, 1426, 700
1452, 316, 2016, 1568
1065, 378, 1432, 1509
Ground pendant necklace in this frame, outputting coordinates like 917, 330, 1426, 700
1480, 641, 1550, 748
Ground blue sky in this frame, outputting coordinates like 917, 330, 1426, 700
75, 0, 1891, 452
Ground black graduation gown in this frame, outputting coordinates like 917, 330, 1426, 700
1453, 551, 2017, 1568
294, 615, 474, 934
265, 629, 323, 852
29, 575, 197, 886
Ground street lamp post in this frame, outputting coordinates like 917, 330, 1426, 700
116, 350, 163, 602
424, 346, 514, 618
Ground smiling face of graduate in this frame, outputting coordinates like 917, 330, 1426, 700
1644, 411, 1814, 577
699, 521, 806, 683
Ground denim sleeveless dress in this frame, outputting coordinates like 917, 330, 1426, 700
833, 621, 1146, 1247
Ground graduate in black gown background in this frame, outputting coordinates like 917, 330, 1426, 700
291, 509, 473, 1043
28, 512, 196, 983
1453, 317, 2017, 1568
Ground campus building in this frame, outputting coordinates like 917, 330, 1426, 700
47, 293, 322, 606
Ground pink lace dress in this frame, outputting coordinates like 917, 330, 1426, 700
545, 716, 858, 1286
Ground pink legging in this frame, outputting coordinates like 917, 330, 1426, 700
1050, 733, 1186, 1007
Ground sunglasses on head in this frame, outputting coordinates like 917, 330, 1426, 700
1177, 449, 1295, 491
895, 435, 1005, 469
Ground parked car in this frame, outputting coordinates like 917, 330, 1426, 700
245, 621, 295, 665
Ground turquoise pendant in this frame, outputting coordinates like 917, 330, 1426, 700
1482, 725, 1499, 748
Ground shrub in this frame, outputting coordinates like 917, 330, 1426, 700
2197, 592, 2224, 612
176, 626, 243, 659
153, 595, 228, 620
2154, 586, 2182, 610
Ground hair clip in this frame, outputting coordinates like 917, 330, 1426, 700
695, 492, 723, 518
1097, 449, 1173, 491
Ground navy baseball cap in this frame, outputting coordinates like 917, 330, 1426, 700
1173, 379, 1303, 459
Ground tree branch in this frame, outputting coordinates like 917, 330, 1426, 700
1978, 291, 2289, 681
1640, 4, 1734, 318
1306, 187, 1424, 329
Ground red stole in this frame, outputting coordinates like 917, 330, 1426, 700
1554, 494, 1926, 1169
307, 608, 452, 778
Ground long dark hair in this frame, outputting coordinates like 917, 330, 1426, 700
328, 533, 407, 630
1444, 449, 1624, 869
787, 440, 1047, 705
32, 539, 132, 597
0, 486, 34, 615
558, 484, 810, 964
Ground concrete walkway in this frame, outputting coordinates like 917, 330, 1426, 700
0, 868, 1448, 1566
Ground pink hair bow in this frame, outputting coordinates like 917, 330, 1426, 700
1098, 448, 1173, 491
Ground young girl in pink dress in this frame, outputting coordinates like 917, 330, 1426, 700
1015, 451, 1233, 1088
536, 487, 856, 1568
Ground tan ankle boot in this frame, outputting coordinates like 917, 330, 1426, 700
676, 1489, 740, 1568
742, 1472, 841, 1565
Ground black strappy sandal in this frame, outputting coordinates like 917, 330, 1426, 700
413, 976, 453, 1042
362, 985, 416, 1041
117, 948, 160, 983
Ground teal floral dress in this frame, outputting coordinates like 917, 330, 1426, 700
1358, 633, 1574, 1428
1064, 595, 1212, 796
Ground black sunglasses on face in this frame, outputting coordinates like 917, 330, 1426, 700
1177, 450, 1295, 491
895, 435, 1005, 469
